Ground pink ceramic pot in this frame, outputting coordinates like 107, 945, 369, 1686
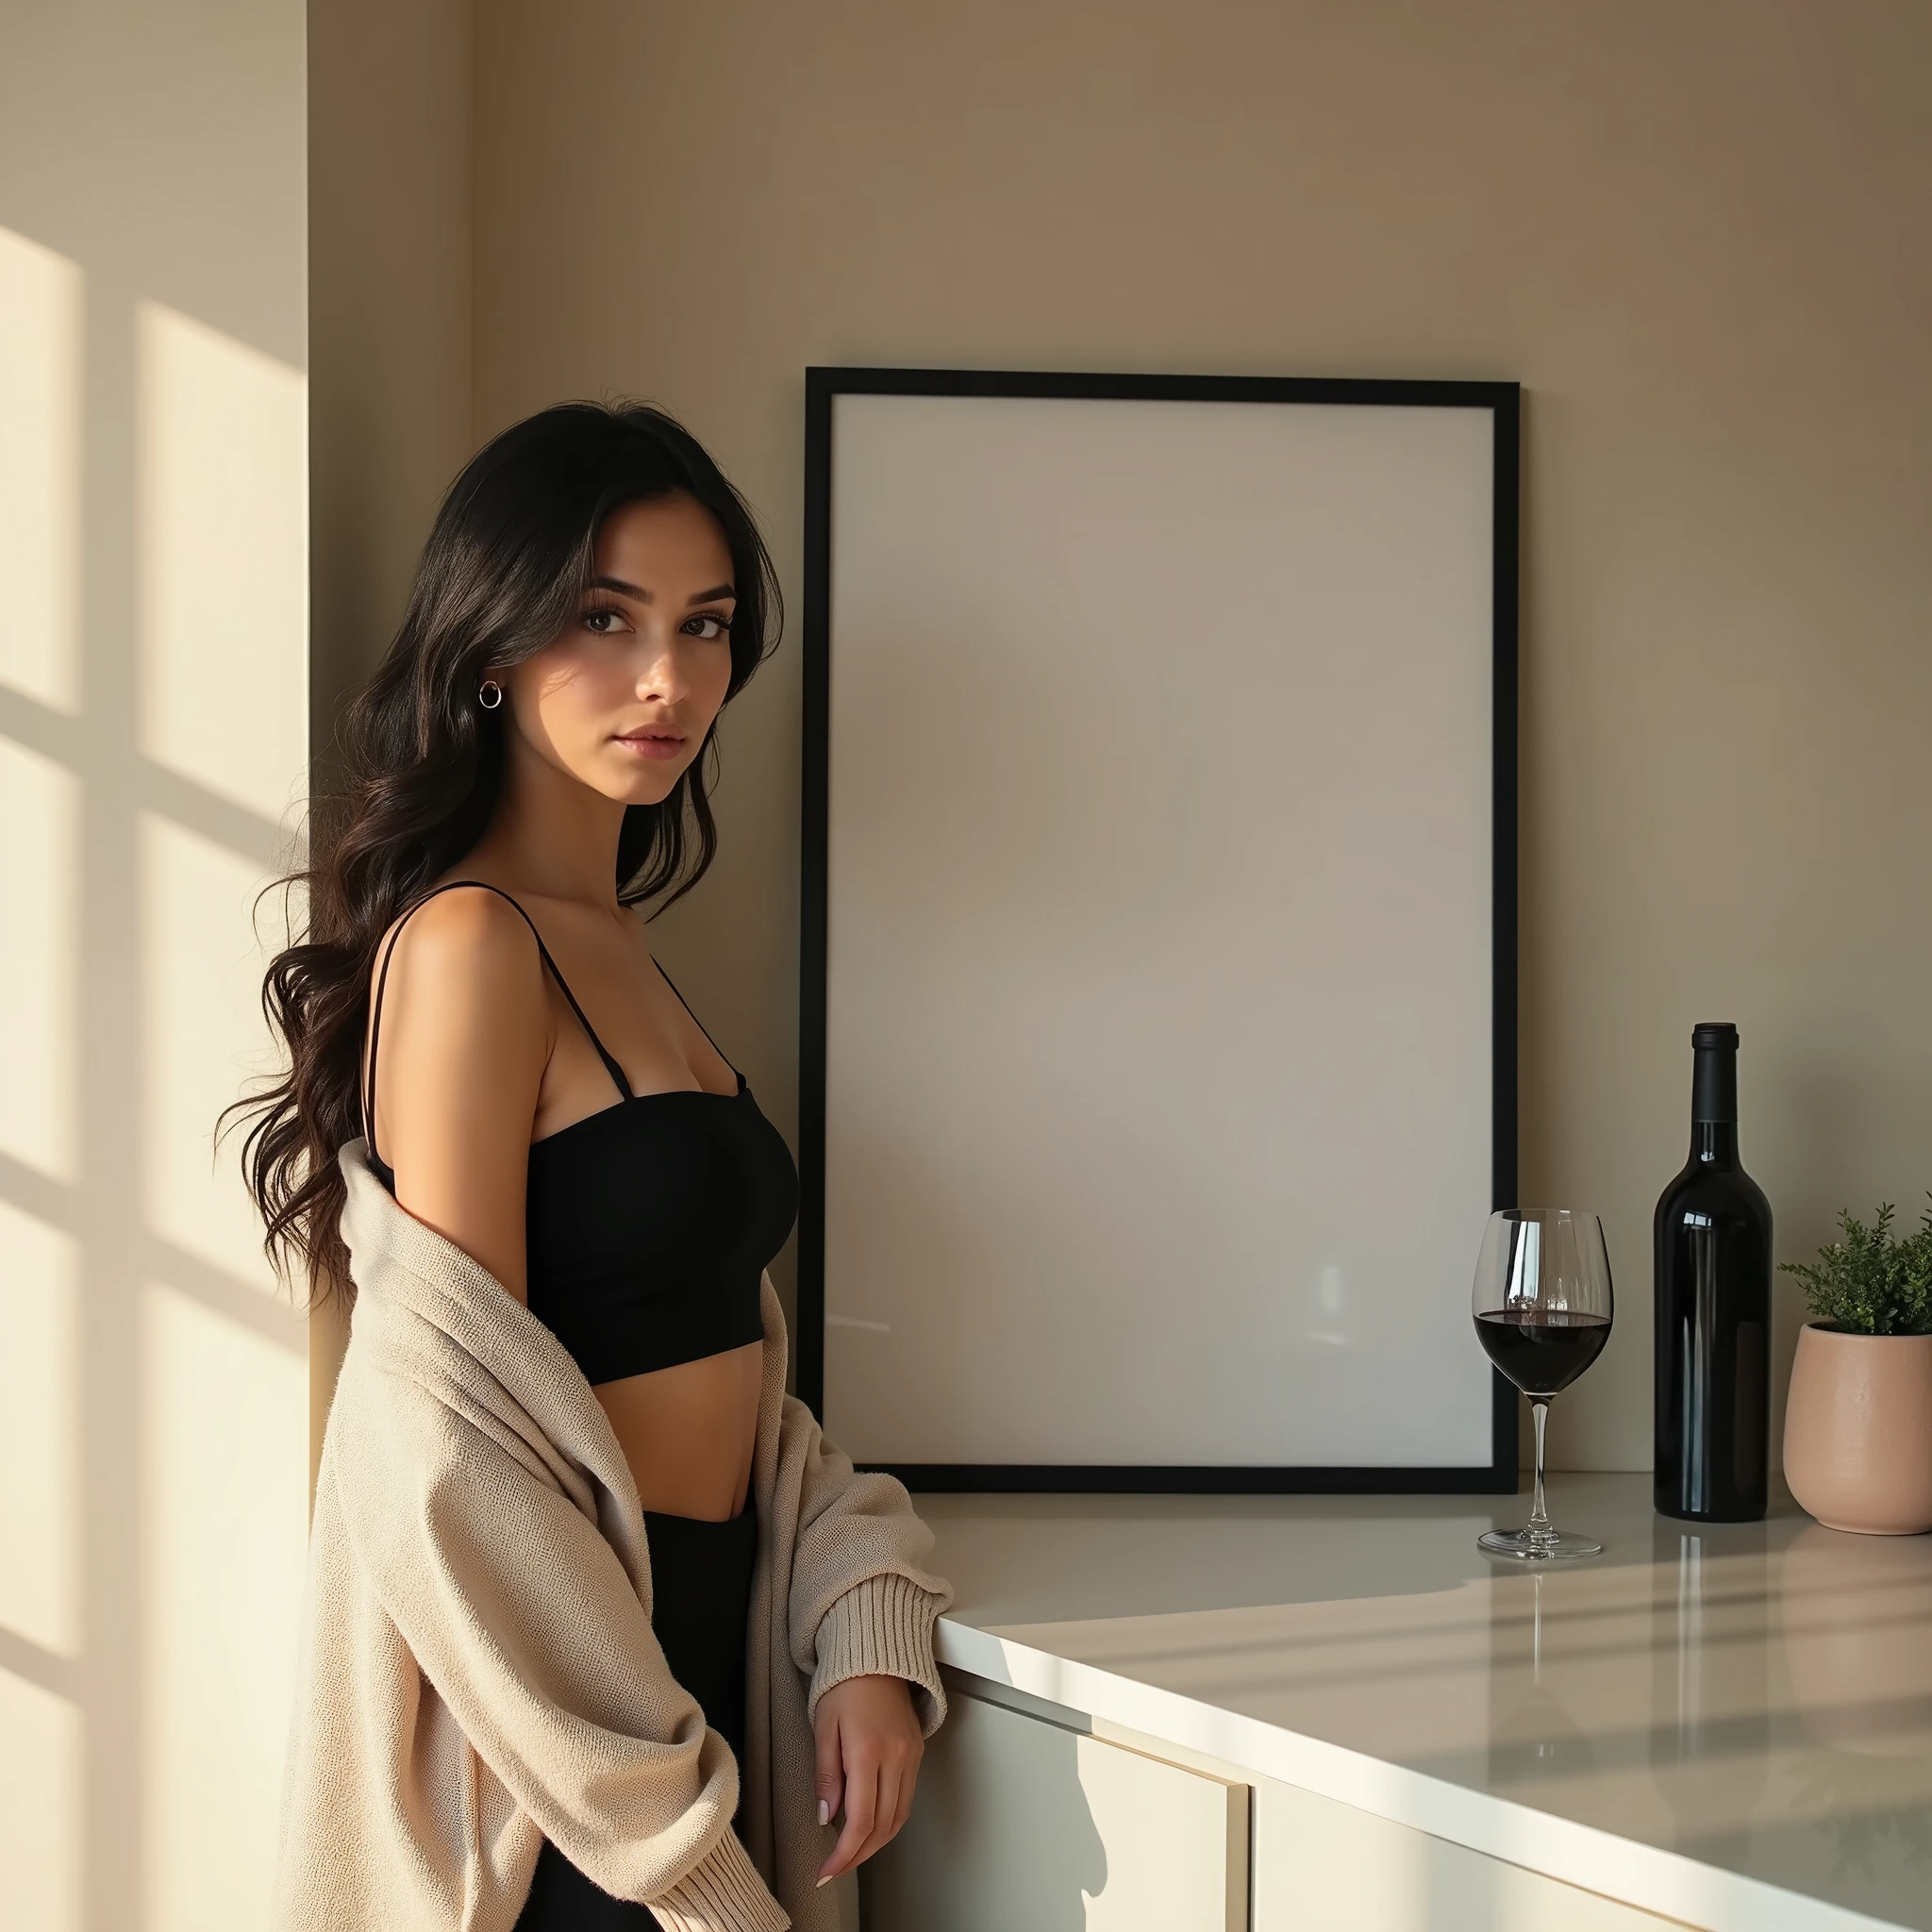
1783, 1323, 1932, 1536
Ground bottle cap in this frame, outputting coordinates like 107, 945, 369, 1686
1691, 1022, 1740, 1052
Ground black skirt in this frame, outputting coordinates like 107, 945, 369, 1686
513, 1506, 758, 1930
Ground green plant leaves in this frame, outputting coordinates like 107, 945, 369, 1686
1778, 1194, 1932, 1337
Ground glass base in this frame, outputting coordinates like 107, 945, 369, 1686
1478, 1526, 1603, 1562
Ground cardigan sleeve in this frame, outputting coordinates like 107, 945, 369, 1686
330, 1361, 789, 1932
776, 1393, 954, 1734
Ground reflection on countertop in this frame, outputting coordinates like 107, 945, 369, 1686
917, 1473, 1932, 1931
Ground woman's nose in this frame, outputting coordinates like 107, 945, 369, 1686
635, 638, 690, 702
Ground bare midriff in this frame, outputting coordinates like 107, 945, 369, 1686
594, 1339, 764, 1521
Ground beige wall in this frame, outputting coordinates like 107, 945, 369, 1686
465, 0, 1932, 1474
0, 1, 310, 1925
306, 0, 476, 1472
309, 0, 475, 740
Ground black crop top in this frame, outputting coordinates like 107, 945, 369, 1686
362, 882, 798, 1386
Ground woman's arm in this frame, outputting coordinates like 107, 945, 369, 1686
780, 1394, 951, 1732
765, 1354, 953, 1885
371, 886, 549, 1299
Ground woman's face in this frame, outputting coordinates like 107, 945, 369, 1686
503, 492, 738, 808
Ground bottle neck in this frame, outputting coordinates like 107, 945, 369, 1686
1690, 1046, 1740, 1166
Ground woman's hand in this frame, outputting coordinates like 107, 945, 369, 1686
812, 1674, 924, 1885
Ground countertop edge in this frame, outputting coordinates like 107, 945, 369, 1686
934, 1616, 1904, 1932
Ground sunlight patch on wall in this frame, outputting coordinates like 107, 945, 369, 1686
0, 739, 80, 1182
137, 300, 308, 824
141, 1279, 306, 1932
140, 813, 295, 1292
0, 226, 83, 714
0, 1667, 81, 1932
133, 286, 311, 1926
0, 1201, 81, 1657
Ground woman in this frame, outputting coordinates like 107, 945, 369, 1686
240, 402, 949, 1932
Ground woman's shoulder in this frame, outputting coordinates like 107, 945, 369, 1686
380, 877, 538, 966
373, 880, 549, 1032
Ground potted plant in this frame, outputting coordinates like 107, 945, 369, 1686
1780, 1198, 1932, 1535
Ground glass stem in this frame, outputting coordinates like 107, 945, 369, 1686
1528, 1399, 1556, 1549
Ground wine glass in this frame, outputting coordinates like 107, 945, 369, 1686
1472, 1209, 1614, 1560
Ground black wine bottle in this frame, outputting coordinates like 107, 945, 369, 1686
1653, 1023, 1774, 1522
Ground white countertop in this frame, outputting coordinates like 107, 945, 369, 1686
915, 1473, 1932, 1932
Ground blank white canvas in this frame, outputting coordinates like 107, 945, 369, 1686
822, 391, 1496, 1467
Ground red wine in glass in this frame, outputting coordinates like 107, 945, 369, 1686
1474, 1309, 1612, 1397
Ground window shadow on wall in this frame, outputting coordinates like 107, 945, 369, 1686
0, 216, 308, 1932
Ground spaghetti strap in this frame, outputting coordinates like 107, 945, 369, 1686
361, 881, 633, 1168
651, 958, 743, 1086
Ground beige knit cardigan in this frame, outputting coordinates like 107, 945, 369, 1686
272, 1141, 952, 1932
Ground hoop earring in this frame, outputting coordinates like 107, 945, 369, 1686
477, 679, 504, 710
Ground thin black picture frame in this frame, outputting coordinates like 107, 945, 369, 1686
798, 365, 1520, 1495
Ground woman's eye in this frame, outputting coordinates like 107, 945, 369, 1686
683, 613, 732, 641
581, 607, 626, 635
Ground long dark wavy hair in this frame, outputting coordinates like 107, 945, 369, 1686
227, 401, 781, 1304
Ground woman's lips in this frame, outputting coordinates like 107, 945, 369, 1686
614, 732, 686, 761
